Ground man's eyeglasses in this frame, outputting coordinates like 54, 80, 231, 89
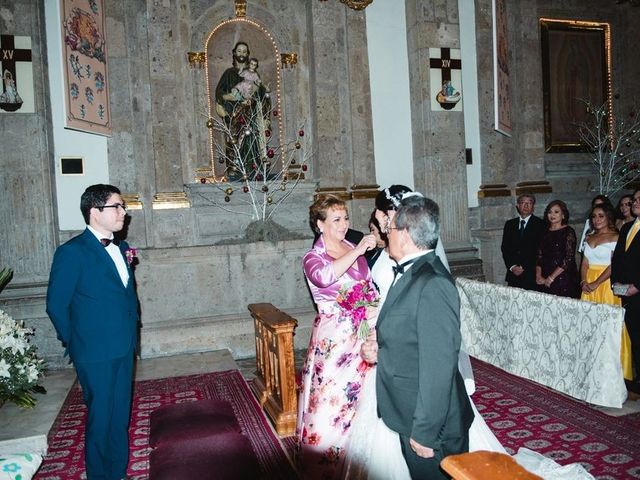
98, 203, 127, 212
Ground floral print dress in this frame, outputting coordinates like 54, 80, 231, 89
297, 235, 375, 479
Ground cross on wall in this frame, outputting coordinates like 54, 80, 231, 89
429, 47, 462, 87
0, 34, 32, 94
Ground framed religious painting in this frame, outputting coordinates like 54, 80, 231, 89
540, 19, 611, 153
492, 0, 511, 136
204, 18, 283, 180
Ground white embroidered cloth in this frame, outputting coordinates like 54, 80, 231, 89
456, 278, 627, 408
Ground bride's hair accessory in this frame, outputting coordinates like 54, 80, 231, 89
401, 192, 424, 201
385, 188, 401, 208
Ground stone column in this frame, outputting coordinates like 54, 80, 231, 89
309, 1, 375, 189
405, 0, 470, 248
146, 0, 190, 193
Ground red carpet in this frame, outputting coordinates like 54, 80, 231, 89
471, 357, 640, 479
34, 361, 640, 479
35, 370, 297, 480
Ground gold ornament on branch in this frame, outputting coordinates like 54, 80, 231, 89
339, 0, 373, 10
187, 51, 206, 69
281, 53, 298, 69
235, 0, 247, 17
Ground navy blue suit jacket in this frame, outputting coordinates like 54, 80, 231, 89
46, 229, 139, 362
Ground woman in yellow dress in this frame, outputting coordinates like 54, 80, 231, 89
580, 204, 633, 380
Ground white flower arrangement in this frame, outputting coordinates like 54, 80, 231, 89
0, 309, 46, 408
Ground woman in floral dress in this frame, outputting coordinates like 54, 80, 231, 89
297, 194, 378, 479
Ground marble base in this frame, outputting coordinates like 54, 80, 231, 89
0, 368, 75, 456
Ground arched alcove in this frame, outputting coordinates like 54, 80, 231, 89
204, 17, 285, 179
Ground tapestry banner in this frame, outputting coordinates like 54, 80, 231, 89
61, 0, 111, 136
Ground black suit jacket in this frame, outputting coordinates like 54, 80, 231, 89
612, 220, 640, 307
501, 215, 545, 290
376, 251, 473, 450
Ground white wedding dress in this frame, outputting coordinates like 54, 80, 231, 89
343, 246, 505, 480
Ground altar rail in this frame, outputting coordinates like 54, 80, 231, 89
248, 303, 298, 436
457, 278, 627, 408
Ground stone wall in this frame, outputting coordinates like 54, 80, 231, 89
2, 0, 639, 365
0, 1, 58, 364
136, 238, 316, 359
0, 0, 375, 366
471, 0, 640, 283
0, 1, 56, 285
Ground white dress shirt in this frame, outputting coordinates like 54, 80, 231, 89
88, 226, 129, 287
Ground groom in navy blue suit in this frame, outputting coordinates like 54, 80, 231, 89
47, 184, 139, 480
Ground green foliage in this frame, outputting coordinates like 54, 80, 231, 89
0, 268, 13, 293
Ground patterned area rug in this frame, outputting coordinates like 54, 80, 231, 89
34, 370, 298, 480
471, 357, 640, 480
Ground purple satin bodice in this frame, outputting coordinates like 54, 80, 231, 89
303, 235, 372, 309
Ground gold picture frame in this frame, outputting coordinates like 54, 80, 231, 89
540, 19, 611, 153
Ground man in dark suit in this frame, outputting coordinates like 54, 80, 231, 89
501, 193, 545, 290
612, 188, 640, 388
47, 184, 139, 480
363, 195, 473, 479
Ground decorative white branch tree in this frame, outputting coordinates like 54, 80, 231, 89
198, 96, 312, 226
576, 100, 640, 197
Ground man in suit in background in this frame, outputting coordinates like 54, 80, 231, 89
363, 195, 473, 479
612, 188, 640, 390
501, 193, 545, 290
47, 184, 139, 480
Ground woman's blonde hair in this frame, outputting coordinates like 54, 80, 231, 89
309, 194, 347, 235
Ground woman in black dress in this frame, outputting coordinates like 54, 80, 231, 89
536, 200, 579, 298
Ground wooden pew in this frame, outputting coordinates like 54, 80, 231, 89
248, 303, 298, 436
441, 451, 542, 480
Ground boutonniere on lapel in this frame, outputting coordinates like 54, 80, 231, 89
336, 279, 380, 340
125, 247, 138, 266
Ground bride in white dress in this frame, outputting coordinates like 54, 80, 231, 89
343, 186, 504, 480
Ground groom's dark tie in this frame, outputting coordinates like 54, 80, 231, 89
100, 238, 120, 247
392, 259, 416, 282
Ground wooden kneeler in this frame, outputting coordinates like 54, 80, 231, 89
441, 451, 543, 480
248, 303, 298, 436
